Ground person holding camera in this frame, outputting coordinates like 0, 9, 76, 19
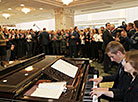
123, 20, 138, 50
126, 23, 136, 38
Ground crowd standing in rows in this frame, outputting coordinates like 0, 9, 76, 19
0, 20, 138, 71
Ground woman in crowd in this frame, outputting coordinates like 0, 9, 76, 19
26, 30, 33, 58
3, 27, 12, 62
84, 28, 90, 58
90, 50, 138, 102
0, 26, 6, 67
92, 28, 100, 61
59, 31, 67, 55
97, 29, 104, 63
10, 30, 16, 60
79, 30, 85, 57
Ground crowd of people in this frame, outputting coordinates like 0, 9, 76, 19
0, 25, 104, 67
0, 20, 138, 69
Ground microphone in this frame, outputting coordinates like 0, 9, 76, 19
33, 24, 41, 30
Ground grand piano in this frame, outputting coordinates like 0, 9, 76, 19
0, 54, 91, 102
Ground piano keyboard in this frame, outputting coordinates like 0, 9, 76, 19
93, 75, 98, 102
83, 67, 99, 102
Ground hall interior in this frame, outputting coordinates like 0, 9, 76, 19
0, 0, 138, 102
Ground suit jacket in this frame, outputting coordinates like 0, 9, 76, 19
39, 31, 49, 45
69, 30, 79, 46
102, 64, 132, 102
125, 31, 138, 50
102, 64, 132, 90
103, 29, 114, 50
113, 76, 138, 102
84, 31, 90, 44
0, 32, 6, 46
120, 36, 129, 51
127, 28, 136, 38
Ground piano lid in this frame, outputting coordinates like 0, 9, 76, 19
0, 56, 63, 95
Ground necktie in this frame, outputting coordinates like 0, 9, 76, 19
119, 64, 123, 75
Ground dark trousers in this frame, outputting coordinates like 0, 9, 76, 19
42, 45, 49, 55
104, 54, 111, 73
84, 43, 90, 58
69, 45, 77, 58
80, 44, 85, 57
27, 42, 33, 58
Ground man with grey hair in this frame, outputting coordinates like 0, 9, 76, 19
103, 22, 114, 73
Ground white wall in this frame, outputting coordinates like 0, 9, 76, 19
125, 7, 138, 23
12, 7, 138, 30
15, 19, 55, 31
75, 9, 126, 21
75, 7, 138, 27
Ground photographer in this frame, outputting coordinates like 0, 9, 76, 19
126, 23, 136, 38
114, 22, 136, 51
122, 20, 138, 50
119, 31, 129, 51
113, 21, 127, 38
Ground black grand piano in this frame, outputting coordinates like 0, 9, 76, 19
0, 54, 92, 102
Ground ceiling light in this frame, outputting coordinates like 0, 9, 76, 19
8, 8, 12, 10
62, 0, 73, 5
20, 4, 24, 7
40, 8, 43, 10
21, 8, 30, 14
2, 13, 10, 19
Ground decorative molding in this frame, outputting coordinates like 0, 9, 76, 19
2, 24, 16, 27
67, 0, 98, 7
33, 0, 63, 7
75, 18, 126, 26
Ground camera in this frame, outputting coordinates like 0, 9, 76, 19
113, 21, 127, 34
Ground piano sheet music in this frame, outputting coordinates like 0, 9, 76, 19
51, 59, 78, 78
31, 82, 66, 99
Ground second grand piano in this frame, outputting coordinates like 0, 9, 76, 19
0, 55, 90, 102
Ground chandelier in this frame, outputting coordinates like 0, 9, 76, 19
21, 8, 30, 14
62, 0, 73, 5
2, 13, 10, 19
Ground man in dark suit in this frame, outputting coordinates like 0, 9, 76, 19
39, 28, 49, 55
69, 26, 79, 58
119, 23, 135, 52
103, 22, 114, 73
123, 20, 138, 50
126, 23, 136, 38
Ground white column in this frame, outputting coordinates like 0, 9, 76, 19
55, 8, 74, 30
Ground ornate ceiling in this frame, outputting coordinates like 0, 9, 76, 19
0, 0, 138, 24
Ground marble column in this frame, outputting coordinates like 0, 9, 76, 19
55, 8, 74, 30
